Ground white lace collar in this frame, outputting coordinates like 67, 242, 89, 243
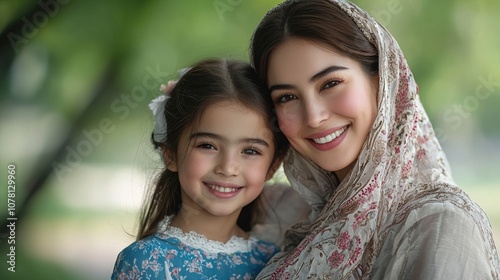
156, 216, 257, 254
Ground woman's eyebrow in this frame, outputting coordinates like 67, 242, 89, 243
269, 83, 295, 93
269, 65, 348, 93
310, 65, 348, 82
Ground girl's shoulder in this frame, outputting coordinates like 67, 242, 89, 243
249, 238, 281, 260
112, 217, 281, 279
112, 235, 172, 280
156, 215, 280, 256
113, 235, 174, 267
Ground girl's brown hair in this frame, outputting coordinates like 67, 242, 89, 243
137, 59, 289, 239
250, 0, 379, 84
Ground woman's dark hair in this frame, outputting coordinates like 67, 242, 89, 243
250, 0, 378, 84
137, 59, 289, 239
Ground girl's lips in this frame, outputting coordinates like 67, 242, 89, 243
307, 125, 349, 151
204, 182, 242, 199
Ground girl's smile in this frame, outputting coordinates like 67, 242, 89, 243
204, 181, 243, 199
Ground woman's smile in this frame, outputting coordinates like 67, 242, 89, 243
308, 125, 349, 144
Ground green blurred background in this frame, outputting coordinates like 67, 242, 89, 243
0, 0, 499, 279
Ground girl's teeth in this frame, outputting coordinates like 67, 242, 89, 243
313, 127, 347, 144
207, 184, 238, 193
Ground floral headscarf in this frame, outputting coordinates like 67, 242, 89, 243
256, 0, 500, 278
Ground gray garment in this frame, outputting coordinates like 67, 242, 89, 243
372, 202, 495, 279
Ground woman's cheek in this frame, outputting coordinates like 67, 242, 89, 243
277, 108, 299, 137
331, 90, 362, 116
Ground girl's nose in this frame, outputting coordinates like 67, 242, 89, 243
214, 152, 239, 177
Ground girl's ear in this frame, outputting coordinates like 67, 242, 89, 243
162, 147, 178, 172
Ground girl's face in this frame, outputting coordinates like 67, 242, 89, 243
172, 101, 276, 220
267, 38, 378, 180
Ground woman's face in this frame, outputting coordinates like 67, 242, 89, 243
267, 38, 378, 180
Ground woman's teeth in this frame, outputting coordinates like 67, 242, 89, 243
313, 126, 347, 144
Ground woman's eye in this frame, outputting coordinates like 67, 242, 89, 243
323, 80, 340, 89
243, 148, 261, 156
275, 94, 296, 104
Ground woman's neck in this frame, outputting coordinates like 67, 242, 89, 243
335, 161, 356, 182
170, 206, 248, 243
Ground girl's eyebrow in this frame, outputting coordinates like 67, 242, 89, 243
190, 132, 270, 147
242, 138, 270, 147
268, 65, 348, 93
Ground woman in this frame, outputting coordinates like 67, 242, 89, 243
250, 0, 500, 278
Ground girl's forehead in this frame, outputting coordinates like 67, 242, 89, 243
192, 100, 274, 138
200, 100, 263, 124
202, 100, 265, 119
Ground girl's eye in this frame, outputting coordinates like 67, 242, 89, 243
275, 94, 297, 104
197, 143, 216, 150
243, 148, 262, 156
323, 79, 341, 90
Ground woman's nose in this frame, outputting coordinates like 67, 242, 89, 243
304, 94, 330, 128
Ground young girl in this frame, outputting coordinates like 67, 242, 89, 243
250, 0, 500, 279
112, 59, 289, 279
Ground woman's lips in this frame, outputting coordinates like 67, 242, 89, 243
307, 125, 349, 151
311, 126, 348, 144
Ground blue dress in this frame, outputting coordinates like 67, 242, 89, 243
112, 216, 280, 279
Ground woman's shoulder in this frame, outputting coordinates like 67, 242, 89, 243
389, 189, 498, 262
378, 196, 499, 279
388, 184, 499, 250
394, 184, 490, 234
397, 199, 481, 232
397, 184, 490, 226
